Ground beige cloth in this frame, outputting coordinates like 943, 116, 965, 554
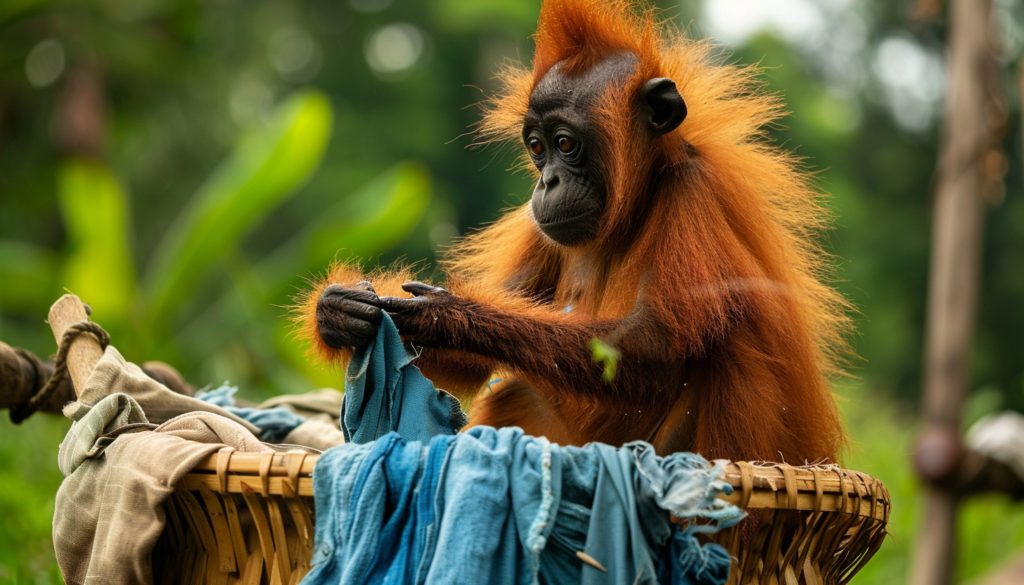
260, 388, 346, 450
283, 413, 347, 451
67, 346, 262, 436
258, 387, 344, 420
53, 349, 275, 585
53, 348, 347, 584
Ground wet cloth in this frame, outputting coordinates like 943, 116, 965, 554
54, 389, 272, 585
304, 426, 741, 585
545, 442, 739, 585
342, 312, 468, 444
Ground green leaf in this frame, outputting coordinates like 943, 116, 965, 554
56, 159, 136, 330
165, 162, 432, 362
291, 161, 433, 272
142, 90, 333, 329
0, 239, 57, 314
589, 338, 620, 382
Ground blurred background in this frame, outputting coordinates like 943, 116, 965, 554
0, 0, 1022, 582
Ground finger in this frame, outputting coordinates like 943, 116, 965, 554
379, 295, 426, 313
318, 317, 356, 349
402, 281, 446, 297
323, 329, 374, 350
318, 313, 378, 349
341, 314, 378, 339
318, 295, 378, 323
334, 299, 383, 324
354, 280, 376, 294
321, 284, 383, 307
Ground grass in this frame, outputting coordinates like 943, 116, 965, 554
0, 414, 70, 584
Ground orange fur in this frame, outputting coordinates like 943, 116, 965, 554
292, 261, 416, 364
296, 0, 850, 464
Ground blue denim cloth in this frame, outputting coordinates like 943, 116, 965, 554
196, 384, 305, 443
303, 427, 741, 585
304, 432, 472, 585
302, 313, 742, 585
343, 313, 469, 444
557, 443, 741, 585
425, 426, 537, 584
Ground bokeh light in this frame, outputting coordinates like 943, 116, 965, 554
364, 23, 426, 80
24, 39, 64, 88
269, 26, 323, 83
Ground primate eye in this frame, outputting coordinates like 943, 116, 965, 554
557, 136, 575, 153
528, 138, 545, 157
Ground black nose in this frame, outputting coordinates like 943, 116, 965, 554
541, 167, 560, 189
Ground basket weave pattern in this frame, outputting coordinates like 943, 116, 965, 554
154, 450, 889, 585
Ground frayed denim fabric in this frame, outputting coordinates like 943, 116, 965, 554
343, 313, 469, 444
302, 315, 742, 585
535, 443, 742, 585
304, 428, 741, 585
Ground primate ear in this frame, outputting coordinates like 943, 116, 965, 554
641, 78, 687, 135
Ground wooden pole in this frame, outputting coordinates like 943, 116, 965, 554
47, 294, 104, 397
910, 0, 1000, 583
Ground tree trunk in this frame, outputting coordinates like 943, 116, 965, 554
910, 0, 1002, 583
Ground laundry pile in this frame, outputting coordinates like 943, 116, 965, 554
52, 314, 741, 585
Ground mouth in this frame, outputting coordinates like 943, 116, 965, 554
536, 207, 599, 229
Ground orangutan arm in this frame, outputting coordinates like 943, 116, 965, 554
296, 266, 493, 396
380, 282, 674, 402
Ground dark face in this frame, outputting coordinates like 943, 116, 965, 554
524, 54, 688, 247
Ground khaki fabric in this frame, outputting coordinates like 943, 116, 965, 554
66, 346, 262, 436
53, 347, 343, 584
282, 413, 346, 451
261, 389, 346, 450
257, 387, 344, 420
55, 390, 272, 585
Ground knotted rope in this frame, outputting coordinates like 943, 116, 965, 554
9, 321, 109, 424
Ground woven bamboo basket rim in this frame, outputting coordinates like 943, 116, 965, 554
185, 449, 891, 521
174, 449, 890, 584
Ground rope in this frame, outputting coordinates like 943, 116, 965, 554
9, 321, 110, 424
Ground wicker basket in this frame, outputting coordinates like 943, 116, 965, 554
41, 295, 889, 585
156, 450, 889, 585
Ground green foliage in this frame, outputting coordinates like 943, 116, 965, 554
143, 91, 333, 335
1, 0, 1024, 582
57, 159, 136, 332
841, 383, 1024, 583
0, 416, 69, 583
589, 338, 620, 382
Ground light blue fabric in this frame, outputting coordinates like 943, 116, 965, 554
580, 444, 739, 585
343, 312, 468, 444
423, 426, 535, 585
304, 432, 467, 585
196, 384, 305, 443
301, 313, 742, 585
303, 427, 741, 585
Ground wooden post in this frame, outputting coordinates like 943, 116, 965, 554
47, 294, 104, 397
909, 0, 1001, 583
